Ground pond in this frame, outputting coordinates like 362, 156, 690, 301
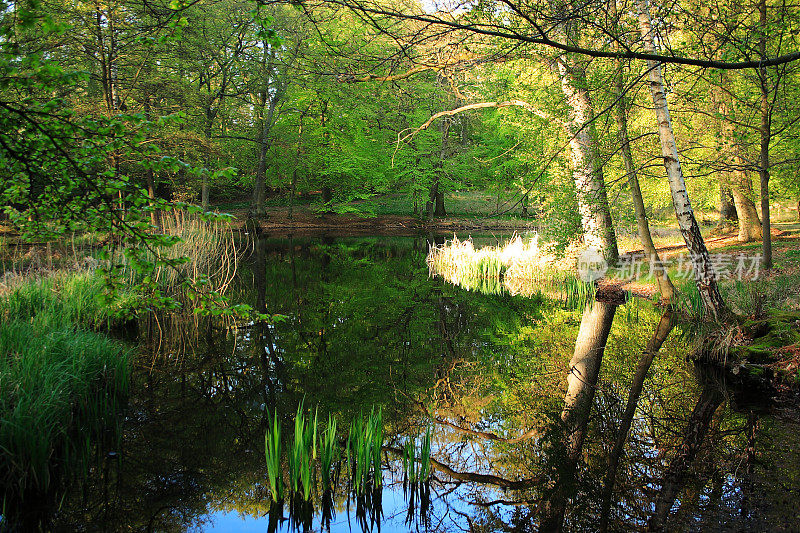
44, 235, 800, 532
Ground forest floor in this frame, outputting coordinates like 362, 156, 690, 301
231, 206, 539, 236
604, 225, 800, 304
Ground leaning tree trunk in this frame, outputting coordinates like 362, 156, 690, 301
635, 0, 729, 320
613, 58, 675, 301
556, 57, 620, 265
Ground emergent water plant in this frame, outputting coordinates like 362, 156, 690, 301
346, 407, 384, 496
264, 410, 283, 502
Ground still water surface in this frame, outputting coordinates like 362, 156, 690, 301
51, 235, 799, 532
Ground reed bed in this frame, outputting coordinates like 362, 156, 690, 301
124, 211, 239, 302
263, 405, 385, 505
288, 402, 317, 501
402, 426, 432, 487
265, 410, 283, 502
428, 234, 594, 307
347, 407, 384, 495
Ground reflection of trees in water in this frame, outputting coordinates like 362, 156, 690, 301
48, 237, 540, 530
417, 298, 796, 533
44, 237, 799, 532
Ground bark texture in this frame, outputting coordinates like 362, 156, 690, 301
556, 58, 620, 264
635, 0, 729, 320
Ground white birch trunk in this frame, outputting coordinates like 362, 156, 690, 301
635, 0, 729, 319
556, 58, 620, 264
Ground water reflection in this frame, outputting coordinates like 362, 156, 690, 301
31, 235, 799, 532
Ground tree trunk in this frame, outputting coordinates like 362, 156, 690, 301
201, 172, 210, 211
556, 58, 620, 265
635, 0, 729, 321
714, 82, 761, 242
202, 113, 213, 211
427, 118, 450, 219
729, 169, 762, 242
319, 100, 334, 212
251, 45, 280, 218
758, 0, 773, 269
146, 169, 161, 231
613, 58, 675, 301
252, 115, 270, 217
521, 192, 529, 218
288, 114, 305, 220
718, 184, 737, 227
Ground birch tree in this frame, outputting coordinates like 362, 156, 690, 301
634, 0, 729, 319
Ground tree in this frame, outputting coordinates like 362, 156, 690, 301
634, 0, 730, 319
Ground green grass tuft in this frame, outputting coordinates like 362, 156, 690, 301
0, 273, 130, 507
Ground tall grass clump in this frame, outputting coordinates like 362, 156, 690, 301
319, 414, 339, 494
560, 275, 596, 309
288, 401, 318, 501
0, 271, 131, 328
402, 426, 432, 487
0, 272, 130, 519
428, 234, 594, 302
124, 211, 239, 302
676, 278, 705, 318
0, 313, 129, 510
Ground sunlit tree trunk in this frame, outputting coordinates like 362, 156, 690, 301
729, 167, 762, 242
613, 58, 675, 301
635, 0, 729, 320
556, 57, 620, 264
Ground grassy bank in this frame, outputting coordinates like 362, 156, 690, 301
0, 272, 130, 519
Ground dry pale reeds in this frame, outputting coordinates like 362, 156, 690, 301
128, 210, 239, 298
427, 234, 592, 304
